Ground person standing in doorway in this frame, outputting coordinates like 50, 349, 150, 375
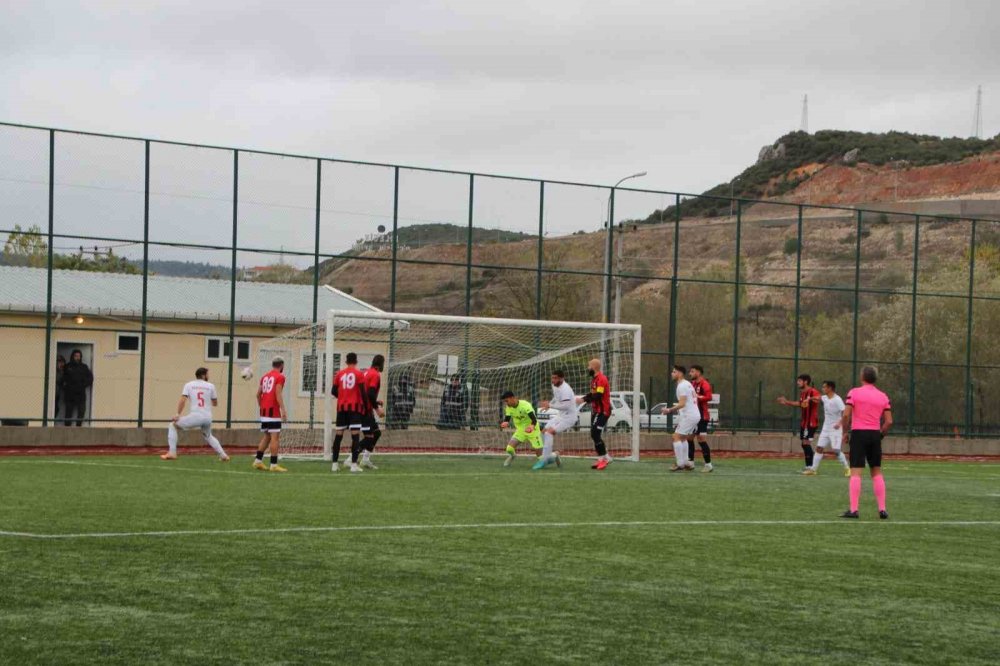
61, 349, 93, 427
54, 355, 66, 424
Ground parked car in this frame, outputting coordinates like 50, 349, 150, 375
643, 396, 721, 431
537, 395, 633, 432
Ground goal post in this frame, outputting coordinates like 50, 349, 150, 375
260, 311, 642, 461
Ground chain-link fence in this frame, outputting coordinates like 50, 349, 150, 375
1, 121, 998, 436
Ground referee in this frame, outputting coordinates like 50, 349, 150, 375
840, 366, 893, 520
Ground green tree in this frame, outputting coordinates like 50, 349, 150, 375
2, 224, 48, 267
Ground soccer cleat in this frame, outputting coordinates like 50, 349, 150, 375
349, 463, 363, 473
591, 459, 601, 469
684, 463, 695, 471
595, 457, 610, 471
503, 454, 514, 468
361, 460, 378, 470
531, 458, 546, 471
669, 464, 685, 472
701, 462, 713, 473
840, 510, 859, 519
843, 467, 852, 477
269, 464, 288, 473
331, 461, 340, 472
159, 453, 177, 461
219, 455, 230, 463
553, 453, 562, 468
252, 460, 267, 471
802, 469, 817, 476
879, 510, 889, 520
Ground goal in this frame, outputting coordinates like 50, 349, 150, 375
257, 311, 642, 461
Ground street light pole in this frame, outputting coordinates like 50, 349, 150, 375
602, 171, 647, 323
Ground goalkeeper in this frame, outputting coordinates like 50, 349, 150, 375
500, 390, 543, 467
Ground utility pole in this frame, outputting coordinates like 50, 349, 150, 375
973, 85, 983, 139
800, 94, 809, 133
602, 171, 646, 323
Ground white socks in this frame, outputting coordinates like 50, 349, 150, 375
673, 440, 687, 467
813, 452, 824, 470
542, 432, 554, 460
837, 451, 848, 467
206, 435, 226, 457
167, 424, 178, 455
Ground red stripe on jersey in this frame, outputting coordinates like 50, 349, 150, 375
259, 370, 285, 412
800, 387, 820, 428
693, 378, 713, 421
333, 367, 367, 413
590, 372, 612, 416
364, 367, 381, 404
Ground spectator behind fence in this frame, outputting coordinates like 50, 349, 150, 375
388, 373, 416, 429
437, 374, 468, 430
54, 354, 66, 424
61, 349, 93, 427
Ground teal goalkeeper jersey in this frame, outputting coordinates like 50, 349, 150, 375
504, 400, 537, 430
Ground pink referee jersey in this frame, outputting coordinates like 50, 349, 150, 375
845, 384, 891, 430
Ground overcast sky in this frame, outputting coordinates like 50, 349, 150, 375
2, 0, 997, 192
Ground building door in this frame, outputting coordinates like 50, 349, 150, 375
55, 342, 94, 426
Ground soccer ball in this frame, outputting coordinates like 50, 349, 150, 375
240, 366, 254, 381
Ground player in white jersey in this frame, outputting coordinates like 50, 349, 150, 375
804, 380, 849, 476
534, 369, 577, 470
160, 367, 230, 462
662, 365, 700, 471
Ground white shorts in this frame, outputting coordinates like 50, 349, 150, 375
546, 414, 578, 434
173, 413, 213, 438
817, 429, 843, 450
675, 415, 699, 436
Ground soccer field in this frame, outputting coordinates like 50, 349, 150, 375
1, 455, 998, 665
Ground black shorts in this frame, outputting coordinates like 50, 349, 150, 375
697, 418, 709, 435
799, 426, 817, 441
336, 410, 365, 430
260, 420, 282, 433
591, 413, 609, 432
848, 429, 883, 468
362, 412, 380, 434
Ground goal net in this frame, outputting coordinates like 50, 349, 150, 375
257, 311, 641, 461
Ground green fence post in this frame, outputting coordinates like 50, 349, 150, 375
668, 194, 680, 366
731, 200, 742, 430
225, 150, 239, 428
793, 205, 803, 382
909, 216, 920, 435
138, 140, 150, 427
465, 174, 474, 316
41, 130, 55, 427
965, 219, 977, 436
851, 210, 862, 384
536, 181, 544, 320
390, 167, 399, 312
308, 159, 322, 427
605, 189, 616, 324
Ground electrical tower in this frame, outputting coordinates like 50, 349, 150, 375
972, 85, 983, 139
800, 94, 809, 133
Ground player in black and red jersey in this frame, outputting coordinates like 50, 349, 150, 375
360, 354, 385, 470
332, 352, 368, 473
778, 373, 821, 472
577, 358, 613, 470
687, 365, 714, 472
253, 357, 288, 472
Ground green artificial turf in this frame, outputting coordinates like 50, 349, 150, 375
0, 455, 997, 665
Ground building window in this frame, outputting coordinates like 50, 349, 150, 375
300, 352, 341, 396
206, 337, 251, 362
116, 333, 141, 353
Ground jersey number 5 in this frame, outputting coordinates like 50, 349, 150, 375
196, 391, 205, 407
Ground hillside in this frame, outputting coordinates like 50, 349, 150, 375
642, 130, 1000, 221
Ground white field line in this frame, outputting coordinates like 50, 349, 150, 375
0, 459, 997, 482
1, 519, 998, 541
